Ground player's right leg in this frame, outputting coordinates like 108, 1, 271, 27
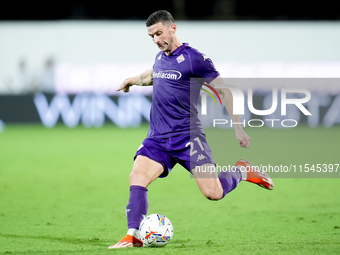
108, 155, 164, 249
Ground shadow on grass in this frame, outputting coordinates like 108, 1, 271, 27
166, 239, 196, 249
0, 233, 106, 246
0, 233, 198, 253
2, 249, 106, 255
0, 232, 111, 254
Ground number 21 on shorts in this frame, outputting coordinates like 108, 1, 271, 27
185, 137, 204, 156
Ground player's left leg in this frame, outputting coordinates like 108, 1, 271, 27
187, 134, 273, 201
192, 163, 242, 200
235, 159, 274, 190
193, 160, 274, 201
183, 133, 243, 200
191, 164, 223, 200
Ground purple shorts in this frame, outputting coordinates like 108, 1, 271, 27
134, 133, 215, 178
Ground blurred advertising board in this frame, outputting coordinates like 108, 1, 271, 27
0, 89, 339, 129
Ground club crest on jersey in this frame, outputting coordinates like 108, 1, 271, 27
176, 54, 185, 63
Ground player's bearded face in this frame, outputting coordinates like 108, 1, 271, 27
148, 22, 175, 54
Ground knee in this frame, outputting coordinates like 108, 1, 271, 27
202, 188, 223, 201
129, 168, 151, 187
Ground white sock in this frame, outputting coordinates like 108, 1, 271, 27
127, 228, 140, 239
237, 166, 247, 180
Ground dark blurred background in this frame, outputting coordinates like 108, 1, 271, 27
1, 0, 340, 21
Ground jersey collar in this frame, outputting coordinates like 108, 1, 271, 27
170, 43, 188, 56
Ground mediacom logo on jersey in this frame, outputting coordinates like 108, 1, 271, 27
153, 70, 182, 80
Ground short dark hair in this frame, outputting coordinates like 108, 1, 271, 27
146, 10, 174, 27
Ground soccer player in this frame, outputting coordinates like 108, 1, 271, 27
108, 10, 274, 249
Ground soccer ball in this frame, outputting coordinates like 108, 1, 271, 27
139, 213, 174, 247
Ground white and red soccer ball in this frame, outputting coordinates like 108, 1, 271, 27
139, 213, 174, 247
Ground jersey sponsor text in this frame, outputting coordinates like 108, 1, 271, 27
153, 70, 182, 80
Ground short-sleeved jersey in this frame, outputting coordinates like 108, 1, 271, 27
147, 43, 220, 138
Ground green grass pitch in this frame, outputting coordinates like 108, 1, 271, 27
0, 124, 339, 254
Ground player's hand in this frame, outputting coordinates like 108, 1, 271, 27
116, 78, 133, 93
235, 128, 251, 148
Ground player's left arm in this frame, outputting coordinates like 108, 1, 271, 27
209, 76, 251, 148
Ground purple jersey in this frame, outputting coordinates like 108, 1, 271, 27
148, 43, 220, 138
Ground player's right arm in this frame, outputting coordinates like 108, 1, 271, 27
116, 68, 153, 93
